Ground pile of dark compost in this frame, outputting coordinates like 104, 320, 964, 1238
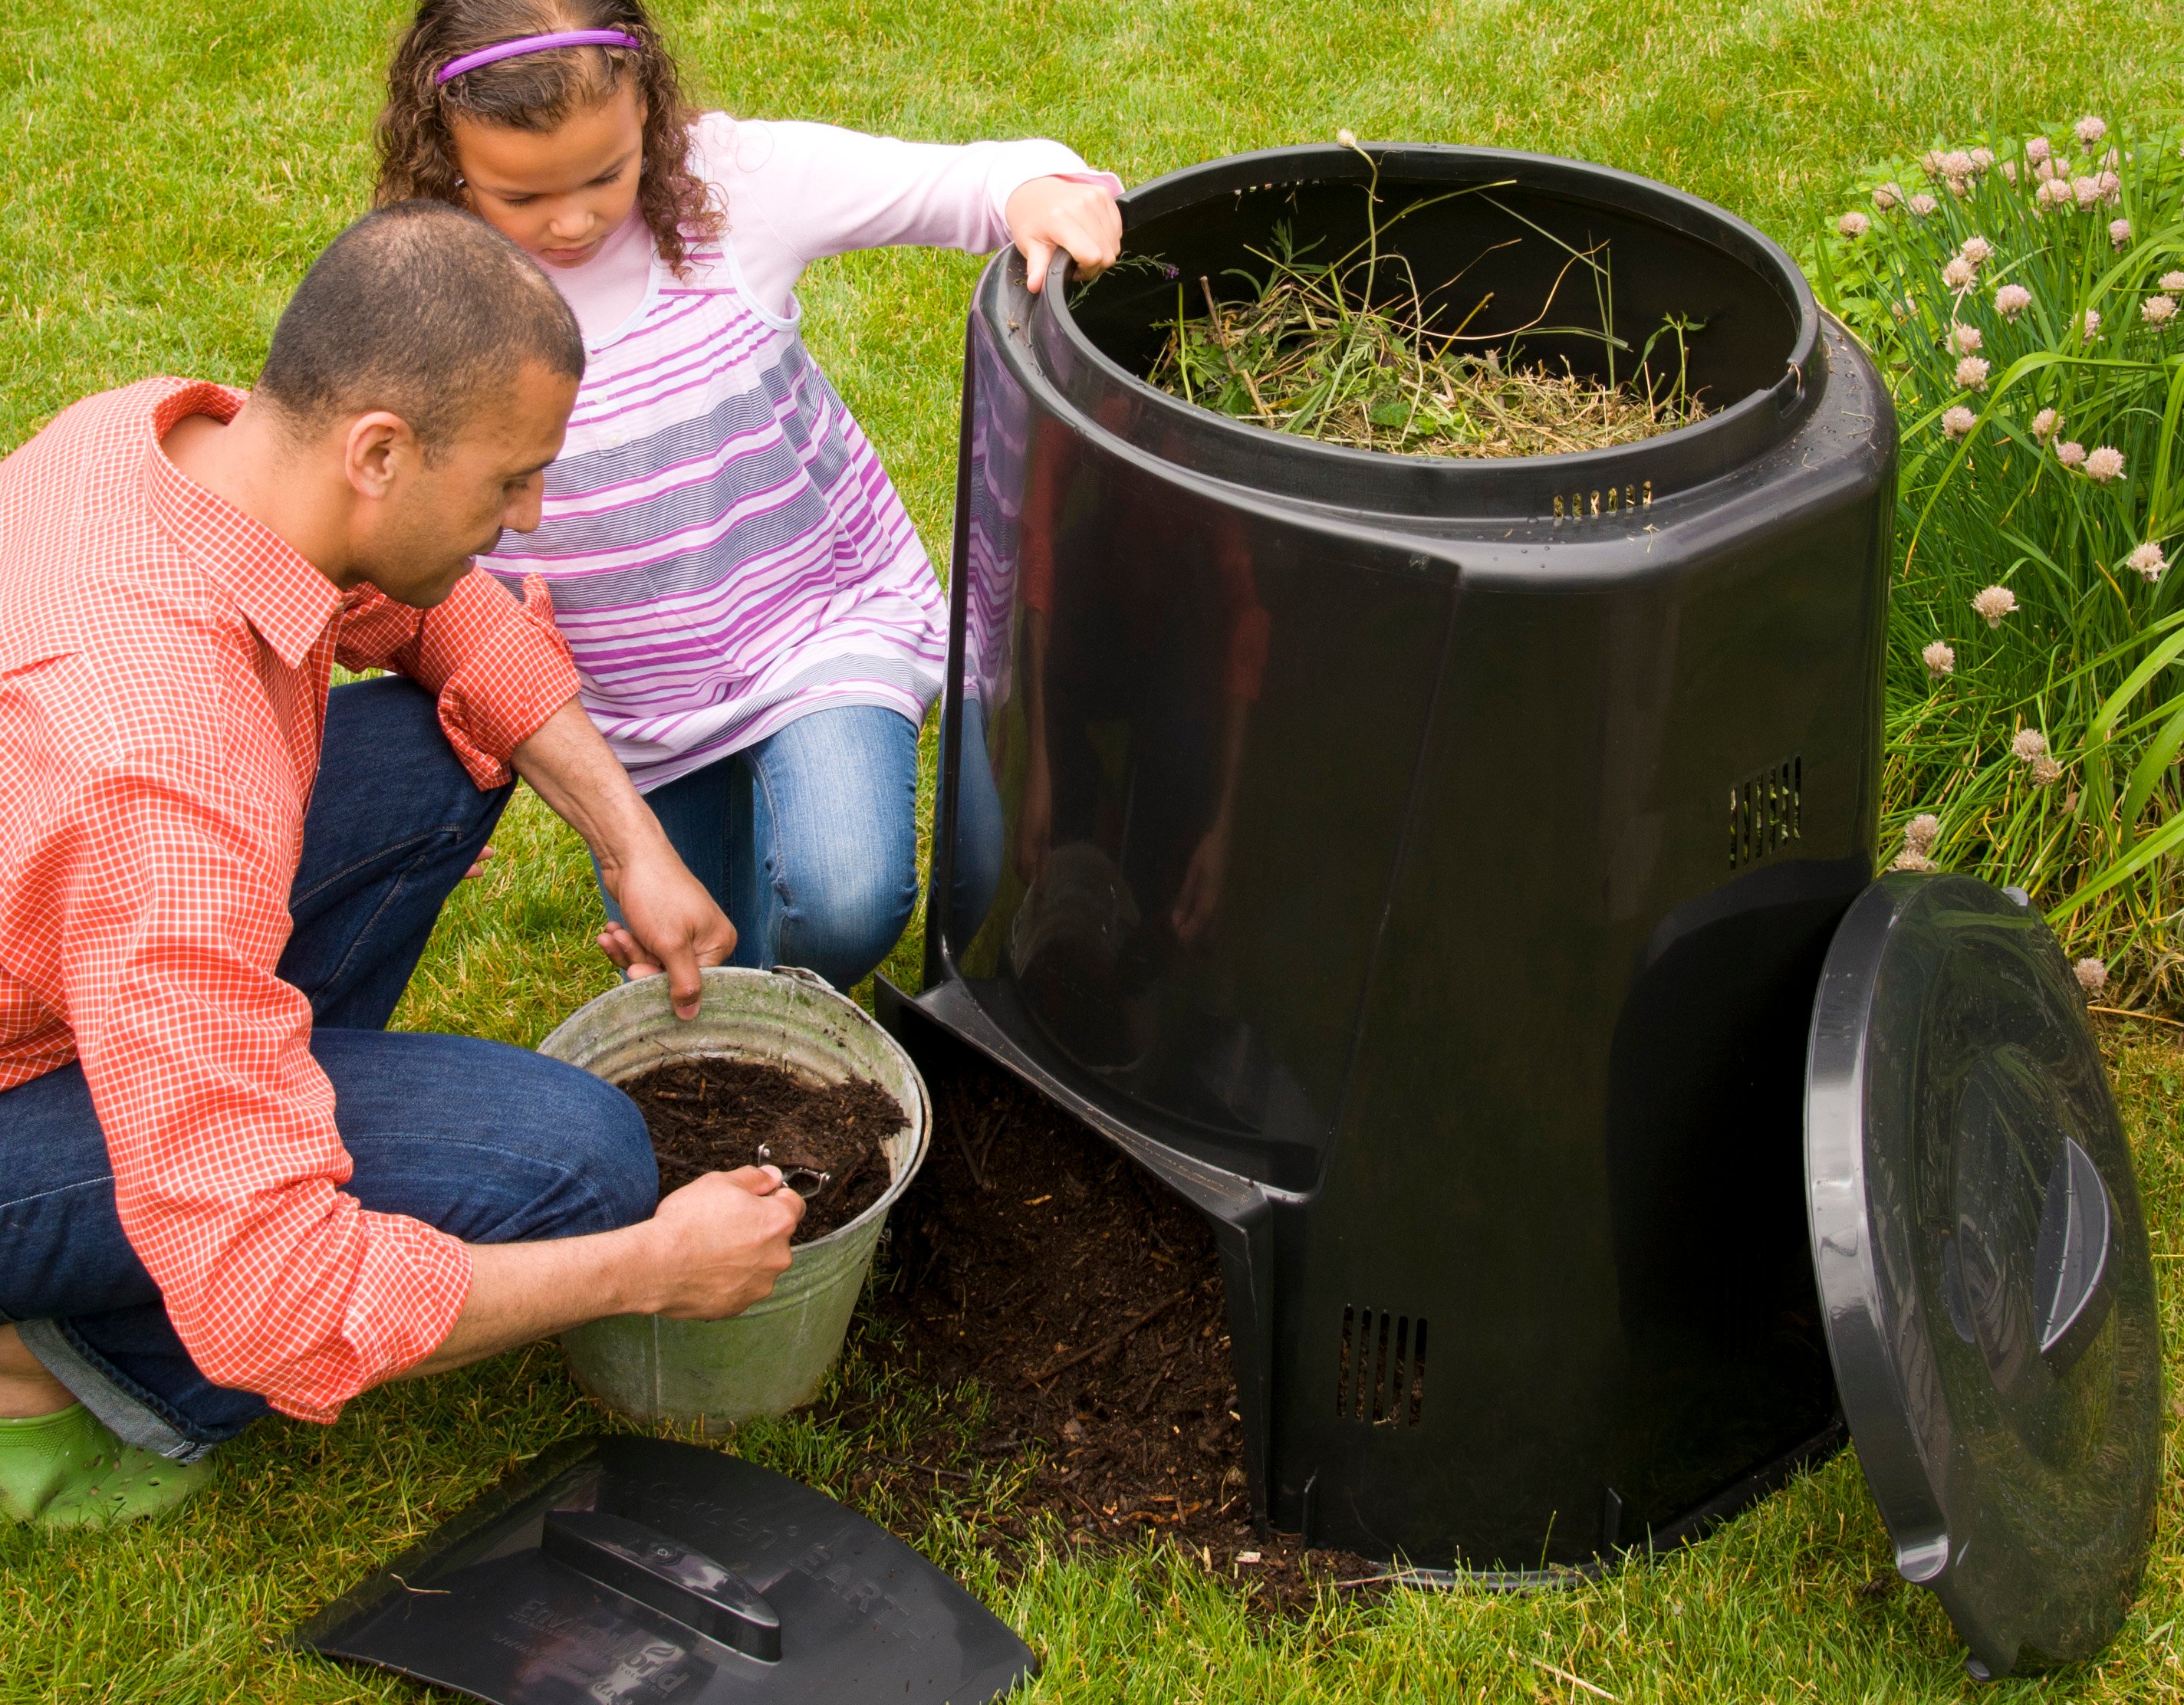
620, 1059, 903, 1243
847, 1059, 1381, 1615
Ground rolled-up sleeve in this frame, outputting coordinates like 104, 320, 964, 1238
53, 756, 472, 1422
335, 569, 578, 788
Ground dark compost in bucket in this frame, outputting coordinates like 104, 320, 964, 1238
622, 1059, 905, 1243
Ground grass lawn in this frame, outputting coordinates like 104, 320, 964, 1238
5, 1, 2184, 1698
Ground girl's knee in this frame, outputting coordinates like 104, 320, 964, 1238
776, 853, 917, 987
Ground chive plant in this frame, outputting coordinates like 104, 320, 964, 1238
1812, 119, 2184, 1000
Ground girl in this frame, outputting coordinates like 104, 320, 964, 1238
375, 0, 1121, 989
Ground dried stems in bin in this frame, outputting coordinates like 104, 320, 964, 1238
1136, 136, 1710, 459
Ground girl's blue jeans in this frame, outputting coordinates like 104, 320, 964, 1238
0, 677, 658, 1462
608, 700, 1002, 990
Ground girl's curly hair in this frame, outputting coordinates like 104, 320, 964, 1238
376, 0, 721, 274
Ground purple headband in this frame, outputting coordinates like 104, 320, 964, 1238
435, 28, 641, 84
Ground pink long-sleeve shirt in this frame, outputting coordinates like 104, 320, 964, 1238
554, 117, 1116, 336
488, 117, 1119, 786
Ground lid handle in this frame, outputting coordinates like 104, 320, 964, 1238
541, 1510, 783, 1663
2033, 1137, 2115, 1377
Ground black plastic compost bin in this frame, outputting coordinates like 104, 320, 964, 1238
877, 143, 2162, 1675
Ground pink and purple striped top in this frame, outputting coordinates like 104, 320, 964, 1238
482, 114, 1120, 791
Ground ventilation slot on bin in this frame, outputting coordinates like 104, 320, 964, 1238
1336, 1305, 1428, 1427
1729, 757, 1801, 869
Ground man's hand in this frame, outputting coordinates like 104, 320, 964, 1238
596, 840, 737, 1020
1007, 176, 1122, 294
643, 1168, 805, 1318
511, 699, 735, 1019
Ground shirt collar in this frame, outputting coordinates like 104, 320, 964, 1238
141, 379, 344, 669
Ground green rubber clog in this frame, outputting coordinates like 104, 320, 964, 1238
0, 1404, 209, 1526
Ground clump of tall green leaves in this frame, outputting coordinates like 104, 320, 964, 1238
1812, 120, 2184, 1001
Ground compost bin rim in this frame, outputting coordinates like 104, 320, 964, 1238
1034, 141, 1824, 519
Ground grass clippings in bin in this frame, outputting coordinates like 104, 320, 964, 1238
1140, 134, 1711, 459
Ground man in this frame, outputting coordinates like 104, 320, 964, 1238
0, 202, 803, 1526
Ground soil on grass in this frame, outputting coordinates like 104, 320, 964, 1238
621, 1059, 904, 1243
840, 1059, 1383, 1617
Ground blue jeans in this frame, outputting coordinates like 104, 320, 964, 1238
0, 677, 656, 1461
609, 701, 1003, 990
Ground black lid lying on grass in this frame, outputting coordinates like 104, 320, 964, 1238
294, 1436, 1037, 1704
1805, 875, 2163, 1679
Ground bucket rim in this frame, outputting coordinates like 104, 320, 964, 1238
538, 964, 932, 1257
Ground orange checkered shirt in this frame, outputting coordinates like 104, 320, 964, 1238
0, 377, 581, 1423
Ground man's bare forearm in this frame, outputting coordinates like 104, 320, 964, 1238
511, 696, 666, 879
399, 1168, 803, 1381
403, 1224, 661, 1378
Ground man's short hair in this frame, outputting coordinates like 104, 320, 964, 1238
255, 201, 584, 454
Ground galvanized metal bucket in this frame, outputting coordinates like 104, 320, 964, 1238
538, 965, 930, 1431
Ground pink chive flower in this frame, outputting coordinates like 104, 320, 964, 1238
2074, 958, 2108, 996
2012, 728, 2051, 762
1950, 324, 1983, 353
2144, 295, 2178, 327
1994, 283, 2032, 319
1973, 585, 2018, 627
2031, 407, 2061, 441
2034, 178, 2070, 210
1907, 192, 1939, 217
2000, 159, 2020, 184
2075, 115, 2108, 145
2073, 176, 2103, 209
2056, 440, 2088, 468
1923, 640, 1956, 678
2097, 170, 2122, 204
2163, 271, 2184, 292
2078, 309, 2101, 343
1838, 211, 1870, 238
2031, 754, 2064, 787
2025, 136, 2053, 163
1942, 405, 1978, 439
1955, 356, 1991, 389
2085, 445, 2125, 482
1941, 149, 1975, 179
1958, 235, 1995, 265
2110, 218, 2133, 248
1942, 255, 1976, 290
1970, 146, 1995, 171
2127, 543, 2168, 582
1873, 182, 1903, 210
1892, 813, 1942, 871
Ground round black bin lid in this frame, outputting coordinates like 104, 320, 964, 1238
1805, 874, 2162, 1679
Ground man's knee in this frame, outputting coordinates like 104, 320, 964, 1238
322, 675, 507, 827
321, 1033, 657, 1240
536, 1056, 658, 1230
